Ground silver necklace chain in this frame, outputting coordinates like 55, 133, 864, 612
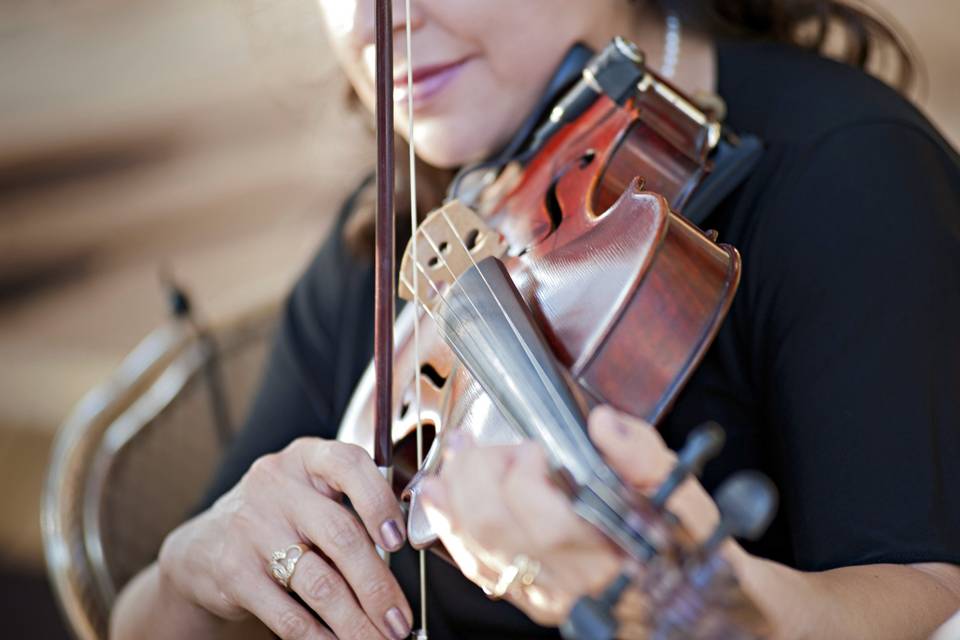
661, 12, 682, 79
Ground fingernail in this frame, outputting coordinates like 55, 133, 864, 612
592, 406, 630, 436
612, 418, 631, 436
380, 519, 405, 552
384, 607, 411, 640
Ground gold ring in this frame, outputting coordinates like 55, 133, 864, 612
489, 554, 541, 600
268, 543, 308, 590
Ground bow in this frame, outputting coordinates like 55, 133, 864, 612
373, 1, 428, 637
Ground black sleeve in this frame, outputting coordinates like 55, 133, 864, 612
744, 121, 960, 570
198, 199, 375, 510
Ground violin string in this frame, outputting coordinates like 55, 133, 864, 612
433, 209, 587, 442
404, 237, 650, 583
402, 257, 621, 592
406, 238, 656, 571
395, 20, 626, 603
403, 0, 429, 634
409, 218, 587, 466
407, 224, 566, 444
405, 228, 515, 388
401, 264, 522, 403
402, 228, 554, 428
399, 273, 472, 378
412, 226, 496, 346
404, 234, 617, 547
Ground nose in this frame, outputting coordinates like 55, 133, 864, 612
352, 0, 425, 49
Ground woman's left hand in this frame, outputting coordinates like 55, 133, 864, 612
418, 405, 730, 626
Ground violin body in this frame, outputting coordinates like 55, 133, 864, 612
350, 24, 775, 636
338, 69, 740, 549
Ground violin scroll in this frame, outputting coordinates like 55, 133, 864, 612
636, 471, 778, 640
563, 426, 778, 640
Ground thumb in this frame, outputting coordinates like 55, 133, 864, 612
588, 405, 676, 490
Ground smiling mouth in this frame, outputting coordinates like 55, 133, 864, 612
393, 58, 472, 107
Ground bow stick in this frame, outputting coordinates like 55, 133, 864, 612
373, 0, 395, 478
374, 0, 428, 637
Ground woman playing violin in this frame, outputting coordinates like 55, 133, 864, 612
112, 1, 960, 638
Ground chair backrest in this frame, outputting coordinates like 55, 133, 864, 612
42, 301, 280, 639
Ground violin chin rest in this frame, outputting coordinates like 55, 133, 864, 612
403, 477, 441, 549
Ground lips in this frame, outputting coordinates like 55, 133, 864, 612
393, 58, 471, 108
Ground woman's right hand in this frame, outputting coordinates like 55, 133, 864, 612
157, 437, 413, 640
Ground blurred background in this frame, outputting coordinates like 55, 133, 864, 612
0, 1, 956, 638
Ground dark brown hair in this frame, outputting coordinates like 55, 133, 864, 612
345, 0, 917, 255
672, 0, 917, 89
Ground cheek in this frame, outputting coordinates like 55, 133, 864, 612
409, 2, 604, 166
409, 93, 520, 168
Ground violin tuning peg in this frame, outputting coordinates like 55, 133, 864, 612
651, 422, 726, 510
702, 471, 778, 555
561, 597, 618, 640
715, 471, 778, 541
680, 422, 726, 471
560, 572, 632, 640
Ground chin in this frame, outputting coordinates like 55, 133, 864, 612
412, 120, 499, 170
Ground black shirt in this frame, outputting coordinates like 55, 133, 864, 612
201, 42, 960, 637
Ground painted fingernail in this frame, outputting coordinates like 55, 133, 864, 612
612, 417, 631, 436
593, 406, 630, 436
384, 607, 411, 640
380, 519, 405, 551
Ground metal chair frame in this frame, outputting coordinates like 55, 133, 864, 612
42, 301, 278, 639
42, 321, 193, 639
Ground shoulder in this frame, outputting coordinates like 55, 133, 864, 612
715, 42, 960, 270
716, 42, 960, 260
718, 41, 945, 148
713, 46, 960, 339
749, 120, 960, 261
728, 117, 960, 362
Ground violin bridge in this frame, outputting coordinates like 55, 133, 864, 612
398, 200, 507, 310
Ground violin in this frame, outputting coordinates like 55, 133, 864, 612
338, 2, 776, 637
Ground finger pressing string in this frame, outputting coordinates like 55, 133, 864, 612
588, 406, 721, 541
587, 406, 676, 489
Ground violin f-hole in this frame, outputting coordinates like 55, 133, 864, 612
419, 362, 447, 389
